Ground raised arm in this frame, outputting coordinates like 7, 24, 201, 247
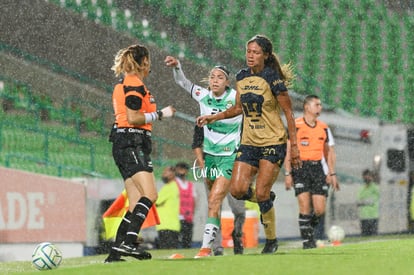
165, 56, 193, 93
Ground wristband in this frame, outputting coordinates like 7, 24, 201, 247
284, 171, 291, 176
157, 110, 163, 120
144, 112, 159, 123
330, 173, 336, 176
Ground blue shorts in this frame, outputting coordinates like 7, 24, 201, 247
235, 144, 287, 168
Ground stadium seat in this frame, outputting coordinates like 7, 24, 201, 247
44, 0, 414, 124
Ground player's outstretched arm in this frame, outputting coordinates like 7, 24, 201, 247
164, 56, 193, 93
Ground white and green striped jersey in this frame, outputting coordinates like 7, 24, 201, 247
173, 62, 242, 156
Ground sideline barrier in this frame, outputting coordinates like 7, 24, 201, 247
0, 167, 86, 261
221, 210, 259, 248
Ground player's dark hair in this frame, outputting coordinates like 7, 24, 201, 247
303, 94, 320, 108
247, 34, 295, 88
248, 35, 280, 71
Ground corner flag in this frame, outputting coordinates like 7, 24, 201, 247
102, 190, 160, 241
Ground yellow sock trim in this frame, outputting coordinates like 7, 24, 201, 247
261, 206, 276, 240
248, 185, 258, 203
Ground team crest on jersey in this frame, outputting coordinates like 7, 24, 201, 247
225, 101, 234, 109
149, 95, 156, 103
195, 89, 201, 97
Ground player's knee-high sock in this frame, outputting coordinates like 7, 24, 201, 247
107, 211, 132, 259
259, 200, 276, 240
299, 213, 314, 242
201, 217, 220, 249
124, 197, 152, 245
310, 212, 321, 228
233, 213, 246, 236
114, 211, 132, 246
211, 228, 222, 251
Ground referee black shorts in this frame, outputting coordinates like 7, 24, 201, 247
292, 161, 328, 197
111, 131, 153, 180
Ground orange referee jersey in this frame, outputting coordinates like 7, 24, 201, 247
295, 117, 329, 161
112, 74, 156, 131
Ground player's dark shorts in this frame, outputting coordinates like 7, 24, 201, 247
111, 128, 153, 180
292, 161, 328, 196
235, 143, 287, 168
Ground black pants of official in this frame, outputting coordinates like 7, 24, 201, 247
179, 221, 194, 248
157, 230, 179, 249
360, 219, 378, 236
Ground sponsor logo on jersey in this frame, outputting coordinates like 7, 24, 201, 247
243, 85, 260, 91
273, 79, 284, 86
249, 124, 265, 129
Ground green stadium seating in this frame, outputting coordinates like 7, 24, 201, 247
43, 0, 414, 125
6, 0, 414, 179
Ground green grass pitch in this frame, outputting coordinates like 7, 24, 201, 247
2, 236, 413, 275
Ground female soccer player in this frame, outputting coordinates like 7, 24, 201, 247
165, 56, 245, 257
197, 34, 301, 254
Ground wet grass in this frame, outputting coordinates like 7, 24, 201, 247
2, 235, 413, 275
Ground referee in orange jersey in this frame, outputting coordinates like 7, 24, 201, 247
284, 95, 339, 249
105, 44, 175, 262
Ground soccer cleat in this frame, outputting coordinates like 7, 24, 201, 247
104, 248, 125, 263
213, 247, 224, 256
232, 231, 244, 255
114, 243, 152, 260
261, 238, 278, 254
104, 256, 126, 263
303, 239, 317, 249
194, 248, 212, 258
